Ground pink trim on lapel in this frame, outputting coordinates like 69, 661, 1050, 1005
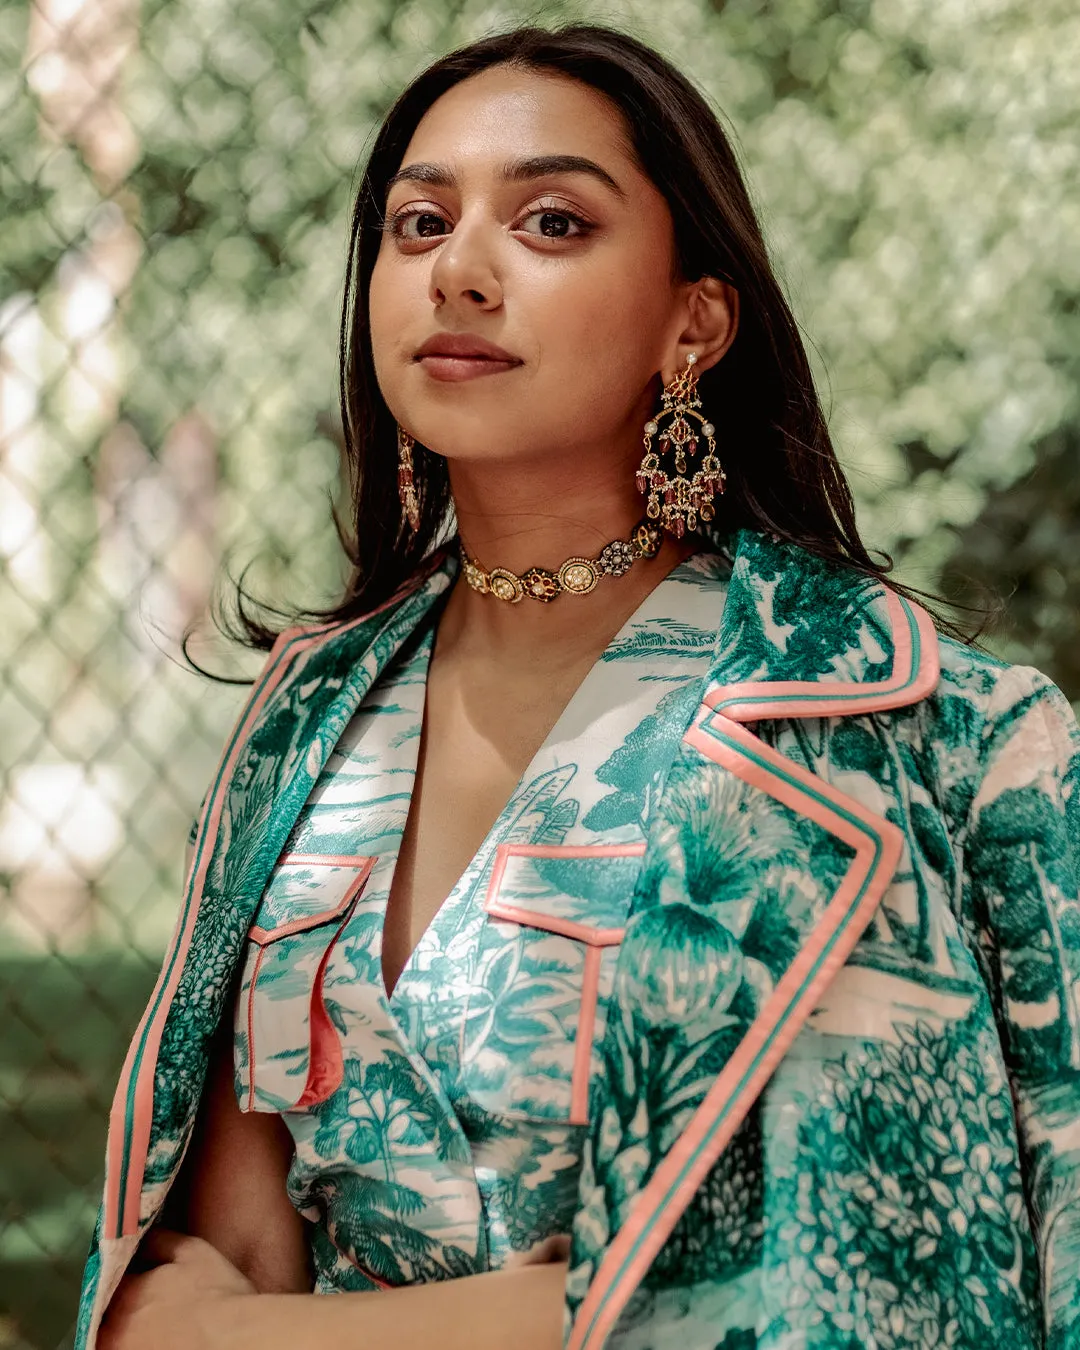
705, 591, 939, 723
105, 625, 308, 1238
568, 712, 903, 1350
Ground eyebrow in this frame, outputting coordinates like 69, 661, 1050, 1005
385, 153, 627, 202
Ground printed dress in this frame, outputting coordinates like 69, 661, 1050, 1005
233, 551, 732, 1288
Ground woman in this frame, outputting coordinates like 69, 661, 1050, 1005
82, 22, 1080, 1350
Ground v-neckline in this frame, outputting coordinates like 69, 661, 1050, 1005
380, 549, 720, 1005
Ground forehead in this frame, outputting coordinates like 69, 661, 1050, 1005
400, 65, 638, 177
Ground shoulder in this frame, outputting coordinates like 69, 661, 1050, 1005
893, 629, 1079, 837
928, 633, 1076, 749
719, 524, 1078, 831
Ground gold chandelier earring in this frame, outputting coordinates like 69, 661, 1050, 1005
397, 425, 420, 534
635, 351, 726, 539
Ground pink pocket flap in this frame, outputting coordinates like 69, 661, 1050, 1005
483, 842, 645, 946
236, 853, 375, 1113
464, 843, 645, 1126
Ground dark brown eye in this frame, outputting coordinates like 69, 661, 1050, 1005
539, 212, 570, 237
413, 213, 447, 238
385, 209, 450, 240
519, 207, 591, 240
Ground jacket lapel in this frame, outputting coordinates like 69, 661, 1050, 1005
567, 529, 942, 1350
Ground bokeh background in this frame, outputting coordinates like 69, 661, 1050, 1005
1, 0, 1078, 1344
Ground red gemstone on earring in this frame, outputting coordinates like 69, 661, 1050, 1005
635, 472, 647, 492
688, 438, 699, 456
652, 473, 664, 489
691, 492, 702, 509
672, 517, 686, 539
664, 488, 675, 504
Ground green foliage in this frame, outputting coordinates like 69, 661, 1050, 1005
943, 421, 1080, 694
644, 1111, 764, 1288
610, 0, 1080, 683
783, 1017, 1040, 1347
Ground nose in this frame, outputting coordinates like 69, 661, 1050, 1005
428, 213, 503, 313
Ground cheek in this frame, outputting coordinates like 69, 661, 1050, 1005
367, 256, 399, 371
527, 277, 666, 419
367, 260, 425, 418
529, 249, 670, 369
368, 251, 430, 359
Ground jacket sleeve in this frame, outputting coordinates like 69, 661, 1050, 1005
962, 664, 1080, 1349
74, 627, 305, 1350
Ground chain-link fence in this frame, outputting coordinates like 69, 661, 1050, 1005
2, 0, 1078, 1345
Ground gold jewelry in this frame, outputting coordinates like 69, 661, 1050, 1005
636, 351, 725, 538
397, 425, 420, 533
460, 519, 663, 604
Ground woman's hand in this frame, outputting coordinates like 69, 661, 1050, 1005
100, 1228, 257, 1350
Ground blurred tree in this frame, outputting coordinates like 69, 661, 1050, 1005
672, 0, 1080, 675
942, 422, 1080, 693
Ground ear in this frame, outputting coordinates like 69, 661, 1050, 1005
661, 276, 739, 385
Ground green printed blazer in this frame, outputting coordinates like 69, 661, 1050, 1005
77, 527, 1080, 1349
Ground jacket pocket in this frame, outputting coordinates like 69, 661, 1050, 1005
461, 843, 643, 1126
234, 853, 375, 1113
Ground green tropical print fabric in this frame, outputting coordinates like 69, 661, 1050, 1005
75, 529, 1080, 1350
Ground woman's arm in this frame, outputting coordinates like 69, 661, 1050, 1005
105, 1227, 566, 1350
164, 1018, 312, 1294
108, 1022, 566, 1349
963, 665, 1080, 1342
208, 1262, 567, 1350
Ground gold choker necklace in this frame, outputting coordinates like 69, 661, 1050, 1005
460, 519, 664, 603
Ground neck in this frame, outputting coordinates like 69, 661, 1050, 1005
450, 444, 642, 564
437, 453, 702, 664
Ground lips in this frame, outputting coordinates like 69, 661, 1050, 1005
414, 332, 521, 363
414, 331, 522, 383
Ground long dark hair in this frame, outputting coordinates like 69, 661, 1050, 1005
224, 21, 979, 653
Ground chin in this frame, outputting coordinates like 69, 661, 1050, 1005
422, 434, 527, 464
409, 412, 532, 463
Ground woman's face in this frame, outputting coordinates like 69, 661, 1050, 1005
369, 65, 693, 472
